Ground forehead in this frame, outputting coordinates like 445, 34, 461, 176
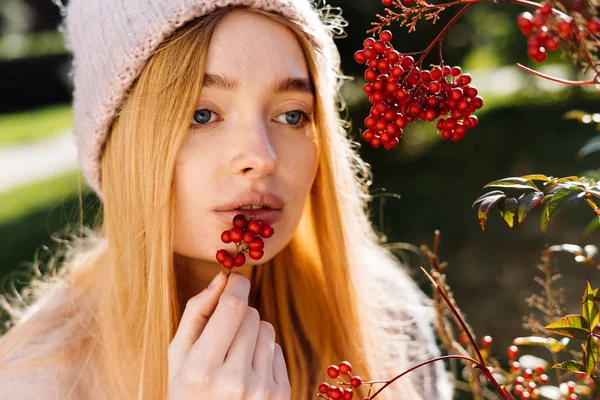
204, 10, 310, 86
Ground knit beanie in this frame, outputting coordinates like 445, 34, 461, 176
59, 0, 347, 199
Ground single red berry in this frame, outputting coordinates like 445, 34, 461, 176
327, 365, 340, 379
318, 382, 330, 394
343, 388, 354, 400
401, 56, 415, 68
521, 389, 531, 399
510, 360, 520, 373
534, 366, 545, 375
523, 368, 533, 379
540, 3, 552, 16
513, 384, 524, 396
544, 36, 560, 51
233, 214, 248, 229
350, 376, 362, 387
364, 69, 378, 82
459, 332, 469, 345
382, 0, 394, 5
260, 224, 274, 238
471, 96, 484, 109
567, 381, 576, 394
242, 231, 255, 244
363, 130, 374, 142
354, 50, 367, 64
373, 40, 387, 53
249, 249, 264, 260
363, 47, 377, 60
380, 30, 392, 42
234, 253, 246, 267
247, 220, 263, 234
221, 230, 232, 243
587, 17, 600, 34
507, 345, 519, 359
480, 335, 493, 348
386, 50, 400, 63
249, 236, 264, 250
339, 361, 352, 375
223, 256, 235, 269
216, 249, 229, 264
363, 37, 375, 48
371, 137, 382, 148
230, 227, 244, 242
327, 386, 343, 400
538, 373, 548, 385
557, 20, 573, 38
450, 66, 462, 77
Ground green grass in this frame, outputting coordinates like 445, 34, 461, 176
0, 170, 87, 225
0, 104, 72, 147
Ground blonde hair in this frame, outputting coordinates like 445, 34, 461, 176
0, 6, 434, 400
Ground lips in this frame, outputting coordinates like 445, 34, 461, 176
214, 191, 285, 226
213, 208, 284, 226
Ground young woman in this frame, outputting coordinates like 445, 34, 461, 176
0, 1, 453, 399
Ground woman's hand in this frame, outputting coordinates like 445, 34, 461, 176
168, 272, 291, 399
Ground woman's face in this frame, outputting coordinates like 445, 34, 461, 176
174, 10, 319, 270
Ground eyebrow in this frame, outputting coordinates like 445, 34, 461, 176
203, 73, 314, 95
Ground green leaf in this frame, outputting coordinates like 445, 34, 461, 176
541, 188, 582, 227
557, 176, 582, 183
517, 192, 545, 224
583, 336, 598, 379
578, 136, 600, 159
484, 177, 539, 191
520, 174, 550, 182
545, 314, 590, 339
552, 360, 586, 372
472, 190, 506, 208
513, 336, 569, 353
498, 197, 518, 228
582, 282, 600, 330
477, 194, 506, 231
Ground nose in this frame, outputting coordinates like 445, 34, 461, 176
229, 121, 277, 179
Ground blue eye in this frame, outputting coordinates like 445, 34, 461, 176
275, 110, 311, 128
192, 109, 214, 126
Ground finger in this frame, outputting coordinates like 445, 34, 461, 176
168, 271, 226, 379
224, 307, 260, 368
273, 343, 290, 388
187, 272, 251, 369
252, 321, 276, 381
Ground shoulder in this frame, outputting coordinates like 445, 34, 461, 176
357, 247, 454, 399
0, 283, 90, 400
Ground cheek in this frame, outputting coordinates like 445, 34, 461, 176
173, 140, 221, 256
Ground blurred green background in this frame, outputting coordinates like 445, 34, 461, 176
1, 0, 599, 396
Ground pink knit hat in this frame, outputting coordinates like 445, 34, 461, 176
60, 0, 347, 199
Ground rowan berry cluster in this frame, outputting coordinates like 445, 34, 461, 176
517, 4, 600, 63
354, 30, 483, 146
215, 214, 274, 269
318, 361, 365, 400
505, 345, 579, 399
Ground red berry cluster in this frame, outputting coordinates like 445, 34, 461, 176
317, 361, 365, 400
517, 3, 600, 64
505, 345, 556, 400
215, 214, 274, 269
354, 30, 483, 146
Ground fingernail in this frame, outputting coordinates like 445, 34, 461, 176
208, 271, 223, 289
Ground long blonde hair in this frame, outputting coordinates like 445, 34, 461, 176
0, 6, 433, 400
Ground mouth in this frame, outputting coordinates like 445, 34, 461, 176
213, 207, 284, 226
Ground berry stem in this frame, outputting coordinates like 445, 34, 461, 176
415, 4, 474, 67
515, 63, 600, 85
367, 355, 480, 399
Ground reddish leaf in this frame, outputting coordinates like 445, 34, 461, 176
517, 192, 544, 224
545, 314, 590, 339
477, 194, 506, 231
472, 190, 506, 208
